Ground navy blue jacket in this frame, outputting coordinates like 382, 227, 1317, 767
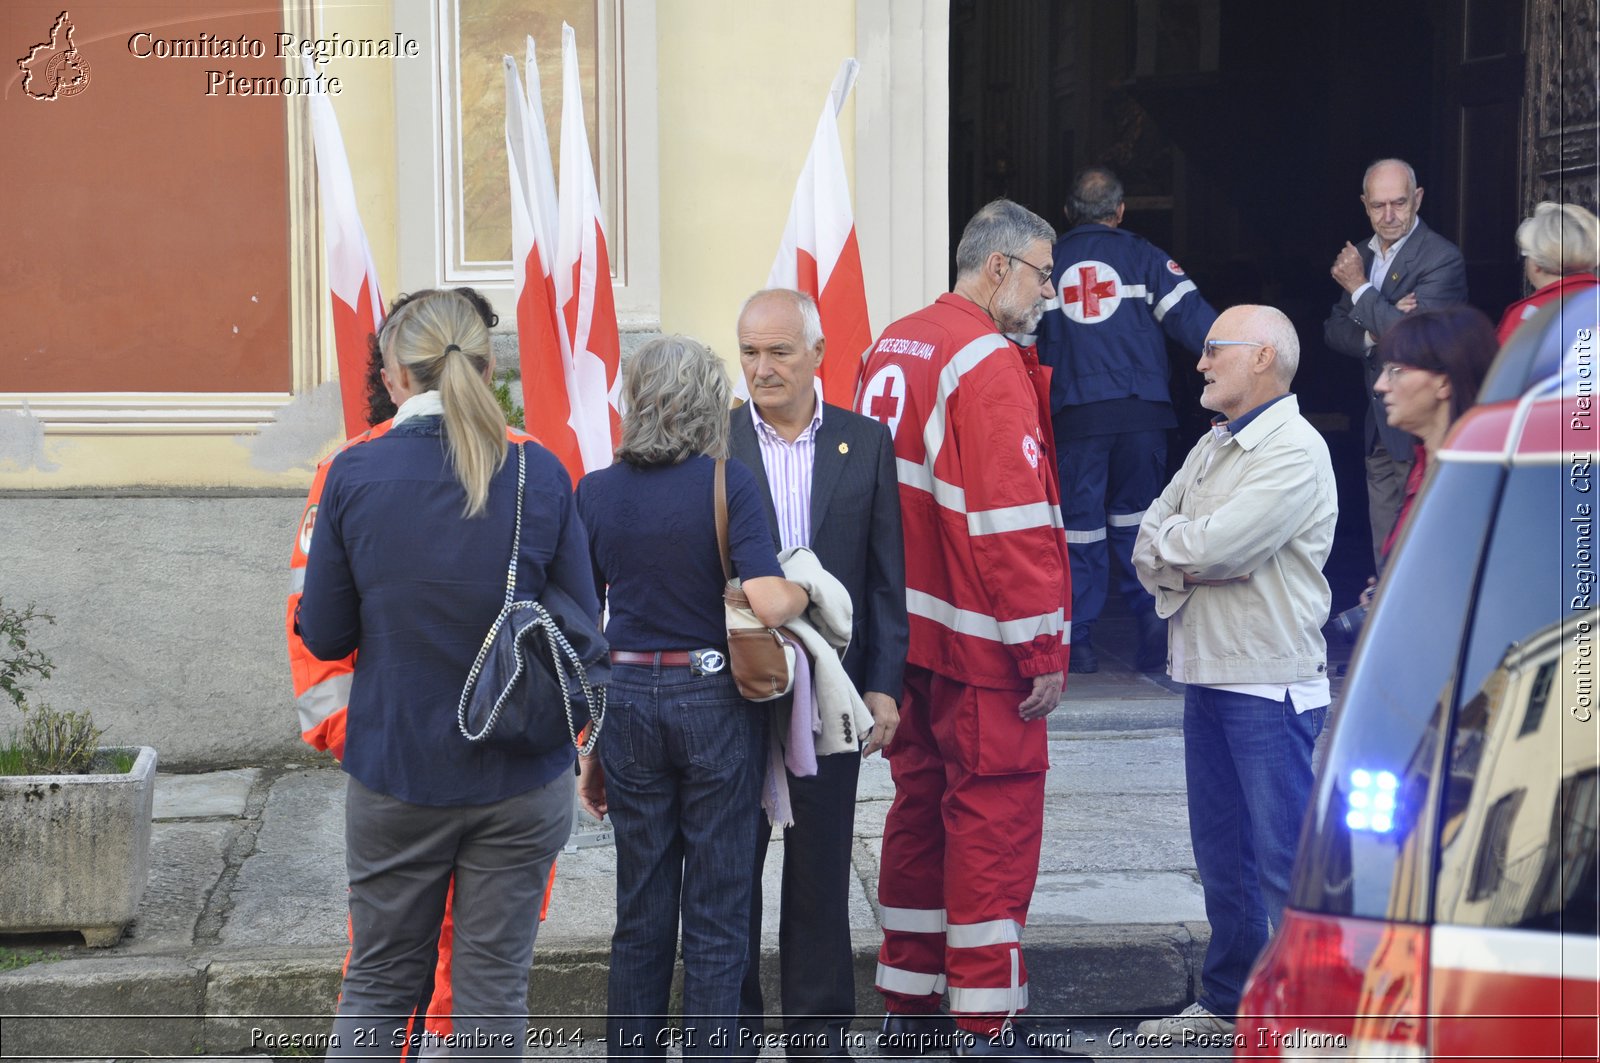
1036, 223, 1217, 416
297, 417, 597, 806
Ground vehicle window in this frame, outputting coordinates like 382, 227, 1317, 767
1293, 463, 1501, 920
1433, 464, 1599, 935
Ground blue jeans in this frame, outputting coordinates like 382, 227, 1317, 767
602, 664, 766, 1060
1183, 685, 1325, 1018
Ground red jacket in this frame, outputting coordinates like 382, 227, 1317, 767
1497, 272, 1599, 345
857, 293, 1071, 687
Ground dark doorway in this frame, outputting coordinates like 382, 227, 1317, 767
950, 0, 1529, 606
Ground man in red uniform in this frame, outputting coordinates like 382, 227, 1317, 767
857, 199, 1072, 1059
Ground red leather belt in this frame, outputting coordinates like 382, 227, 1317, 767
610, 650, 695, 667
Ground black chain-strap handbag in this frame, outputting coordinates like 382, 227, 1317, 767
457, 444, 608, 756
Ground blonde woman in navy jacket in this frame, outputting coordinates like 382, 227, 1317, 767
297, 288, 597, 1060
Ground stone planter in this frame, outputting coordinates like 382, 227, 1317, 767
0, 746, 157, 946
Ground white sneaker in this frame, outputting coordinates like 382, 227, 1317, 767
1135, 1002, 1236, 1039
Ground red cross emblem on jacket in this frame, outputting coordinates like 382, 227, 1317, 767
1059, 259, 1124, 323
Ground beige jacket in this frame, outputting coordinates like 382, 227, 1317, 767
779, 547, 874, 754
1132, 394, 1337, 685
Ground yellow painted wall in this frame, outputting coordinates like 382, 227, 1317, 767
656, 0, 857, 365
2, 2, 864, 487
323, 3, 401, 308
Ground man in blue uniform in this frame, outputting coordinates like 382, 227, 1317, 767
1036, 167, 1217, 673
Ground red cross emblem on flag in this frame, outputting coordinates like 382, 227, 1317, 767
1060, 259, 1123, 324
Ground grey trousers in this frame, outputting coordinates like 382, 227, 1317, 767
328, 771, 574, 1060
1365, 443, 1415, 571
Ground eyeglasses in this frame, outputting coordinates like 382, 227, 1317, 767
1382, 362, 1417, 380
1005, 254, 1054, 286
1202, 340, 1266, 359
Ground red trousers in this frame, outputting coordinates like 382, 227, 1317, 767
875, 665, 1048, 1028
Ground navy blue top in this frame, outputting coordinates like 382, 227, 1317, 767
297, 418, 598, 806
576, 455, 783, 651
1036, 223, 1218, 424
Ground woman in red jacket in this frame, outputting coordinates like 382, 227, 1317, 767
1497, 201, 1599, 345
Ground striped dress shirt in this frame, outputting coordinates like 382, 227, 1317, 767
750, 382, 824, 551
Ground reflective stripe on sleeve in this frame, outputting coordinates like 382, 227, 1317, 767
1106, 510, 1147, 528
288, 566, 306, 596
906, 590, 1064, 646
922, 334, 1010, 471
967, 501, 1060, 537
295, 672, 353, 734
880, 905, 948, 934
947, 983, 1029, 1015
1152, 280, 1197, 322
876, 963, 949, 997
897, 457, 967, 513
946, 918, 1022, 949
1063, 527, 1107, 544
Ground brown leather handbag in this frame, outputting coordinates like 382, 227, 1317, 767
715, 459, 796, 702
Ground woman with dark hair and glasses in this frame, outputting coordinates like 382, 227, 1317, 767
1352, 305, 1499, 610
575, 334, 809, 1060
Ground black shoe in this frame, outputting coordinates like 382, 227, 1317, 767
878, 1012, 959, 1056
954, 1021, 1094, 1059
1135, 609, 1168, 673
1068, 622, 1098, 674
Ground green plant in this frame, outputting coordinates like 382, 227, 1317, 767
0, 597, 101, 775
18, 704, 103, 775
0, 598, 53, 712
0, 945, 61, 972
493, 370, 526, 429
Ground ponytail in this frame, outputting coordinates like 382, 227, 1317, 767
379, 289, 506, 516
438, 343, 507, 517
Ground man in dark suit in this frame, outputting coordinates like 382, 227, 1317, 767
1324, 157, 1468, 567
731, 287, 908, 1058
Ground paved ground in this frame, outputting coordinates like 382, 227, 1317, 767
1, 615, 1349, 1060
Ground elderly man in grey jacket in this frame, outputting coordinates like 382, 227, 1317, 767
1131, 304, 1338, 1042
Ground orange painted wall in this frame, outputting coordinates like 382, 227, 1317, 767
1, 0, 291, 393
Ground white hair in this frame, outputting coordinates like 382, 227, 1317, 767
1516, 201, 1600, 275
738, 288, 824, 349
1362, 158, 1418, 197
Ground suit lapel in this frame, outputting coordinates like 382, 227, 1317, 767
810, 407, 845, 542
730, 409, 781, 550
1383, 219, 1430, 295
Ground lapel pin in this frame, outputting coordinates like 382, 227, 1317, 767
1390, 272, 1400, 282
838, 442, 849, 454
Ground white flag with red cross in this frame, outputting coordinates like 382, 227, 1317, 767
555, 21, 621, 475
505, 38, 585, 481
751, 59, 872, 408
304, 58, 384, 437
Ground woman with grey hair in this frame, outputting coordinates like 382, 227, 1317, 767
574, 335, 808, 1059
1497, 200, 1599, 344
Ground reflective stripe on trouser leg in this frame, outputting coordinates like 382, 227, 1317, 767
930, 675, 1046, 1021
1056, 428, 1113, 623
1104, 426, 1165, 615
877, 667, 949, 1011
946, 919, 1026, 1016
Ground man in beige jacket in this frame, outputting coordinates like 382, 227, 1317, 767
1132, 304, 1338, 1041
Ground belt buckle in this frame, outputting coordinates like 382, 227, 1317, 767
689, 649, 726, 676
